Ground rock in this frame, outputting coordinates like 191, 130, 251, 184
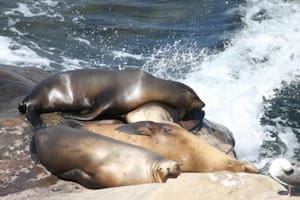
0, 65, 50, 118
2, 172, 293, 200
195, 118, 236, 158
0, 66, 62, 196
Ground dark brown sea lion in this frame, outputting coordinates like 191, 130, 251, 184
18, 69, 205, 129
73, 121, 258, 173
32, 125, 181, 189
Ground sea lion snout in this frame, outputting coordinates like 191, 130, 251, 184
18, 101, 27, 113
244, 163, 259, 173
228, 160, 258, 173
157, 160, 181, 182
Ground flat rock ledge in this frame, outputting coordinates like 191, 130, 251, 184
3, 172, 298, 200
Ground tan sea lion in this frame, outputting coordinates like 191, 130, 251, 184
125, 102, 205, 131
73, 121, 258, 173
124, 102, 234, 156
32, 125, 181, 189
18, 69, 205, 129
125, 102, 180, 124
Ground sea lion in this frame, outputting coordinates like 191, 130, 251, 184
124, 102, 234, 156
72, 120, 258, 173
125, 102, 180, 124
125, 102, 205, 131
32, 125, 181, 189
18, 69, 205, 129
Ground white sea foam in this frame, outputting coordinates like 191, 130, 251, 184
4, 1, 64, 21
0, 36, 51, 67
184, 0, 300, 162
4, 3, 44, 18
61, 57, 90, 70
142, 0, 300, 163
112, 50, 147, 61
73, 37, 91, 46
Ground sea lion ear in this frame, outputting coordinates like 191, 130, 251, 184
180, 88, 189, 95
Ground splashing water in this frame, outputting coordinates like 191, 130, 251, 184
149, 0, 300, 165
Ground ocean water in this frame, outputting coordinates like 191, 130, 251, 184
0, 0, 299, 170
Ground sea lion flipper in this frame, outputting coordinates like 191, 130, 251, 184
62, 102, 110, 120
58, 169, 100, 189
26, 105, 44, 130
30, 136, 40, 164
61, 119, 84, 128
179, 120, 203, 133
62, 112, 97, 121
115, 122, 154, 136
115, 124, 146, 135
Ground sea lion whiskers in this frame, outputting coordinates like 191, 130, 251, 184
151, 159, 181, 183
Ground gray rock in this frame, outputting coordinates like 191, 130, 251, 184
195, 118, 236, 158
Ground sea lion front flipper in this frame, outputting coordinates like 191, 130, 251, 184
26, 105, 44, 130
182, 109, 205, 132
115, 121, 154, 136
58, 169, 100, 189
61, 119, 85, 128
30, 136, 40, 164
62, 101, 111, 121
179, 120, 203, 133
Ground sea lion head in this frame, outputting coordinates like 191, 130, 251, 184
151, 159, 181, 183
183, 89, 205, 109
176, 83, 205, 114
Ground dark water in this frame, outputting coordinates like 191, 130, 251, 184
0, 0, 242, 71
261, 81, 300, 162
0, 0, 300, 171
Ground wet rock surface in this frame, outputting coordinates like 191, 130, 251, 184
0, 66, 61, 196
0, 66, 249, 197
